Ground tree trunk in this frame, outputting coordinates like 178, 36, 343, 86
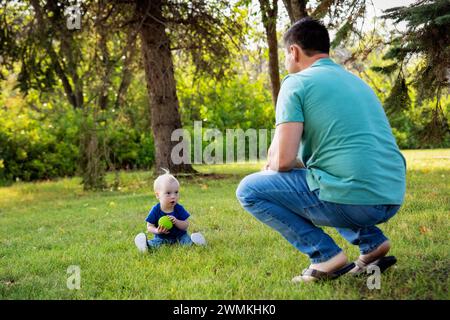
266, 12, 281, 108
136, 0, 195, 174
282, 0, 309, 24
259, 0, 281, 108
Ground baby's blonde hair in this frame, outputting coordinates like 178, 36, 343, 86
153, 168, 179, 192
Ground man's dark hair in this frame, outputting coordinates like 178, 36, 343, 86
283, 17, 330, 56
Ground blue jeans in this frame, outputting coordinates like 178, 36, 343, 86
147, 233, 193, 248
236, 169, 400, 263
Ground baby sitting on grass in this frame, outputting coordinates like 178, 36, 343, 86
134, 169, 205, 252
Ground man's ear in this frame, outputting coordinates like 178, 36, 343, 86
292, 45, 302, 63
289, 45, 296, 59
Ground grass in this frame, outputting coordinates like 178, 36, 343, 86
0, 149, 449, 299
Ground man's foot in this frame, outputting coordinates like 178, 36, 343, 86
292, 251, 351, 283
350, 240, 393, 274
134, 232, 148, 253
191, 232, 206, 246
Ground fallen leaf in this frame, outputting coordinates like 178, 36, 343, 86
419, 226, 431, 234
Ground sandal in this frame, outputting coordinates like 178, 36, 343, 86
292, 262, 355, 283
351, 256, 397, 276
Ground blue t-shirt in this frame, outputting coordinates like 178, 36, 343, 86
145, 203, 190, 239
276, 57, 406, 205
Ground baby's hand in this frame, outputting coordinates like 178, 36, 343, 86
157, 225, 170, 234
167, 215, 178, 224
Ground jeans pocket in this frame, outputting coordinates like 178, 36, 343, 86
304, 201, 353, 228
334, 204, 386, 228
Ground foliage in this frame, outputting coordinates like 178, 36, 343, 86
0, 1, 449, 183
338, 31, 450, 149
378, 0, 450, 144
175, 59, 275, 163
0, 73, 155, 185
0, 94, 79, 183
177, 68, 274, 131
165, 0, 247, 81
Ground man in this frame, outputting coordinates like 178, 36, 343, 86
236, 18, 406, 282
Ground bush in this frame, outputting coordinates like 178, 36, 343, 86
0, 104, 156, 184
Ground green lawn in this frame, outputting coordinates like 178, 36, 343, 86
0, 149, 449, 299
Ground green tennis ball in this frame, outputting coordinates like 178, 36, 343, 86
158, 216, 173, 230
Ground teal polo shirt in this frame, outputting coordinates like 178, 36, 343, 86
276, 58, 406, 205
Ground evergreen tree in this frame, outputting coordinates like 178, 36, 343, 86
377, 0, 450, 144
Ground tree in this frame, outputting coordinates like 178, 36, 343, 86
134, 0, 192, 173
378, 0, 450, 144
282, 0, 308, 23
1, 0, 245, 181
0, 0, 138, 189
128, 0, 244, 173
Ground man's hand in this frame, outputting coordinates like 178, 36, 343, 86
294, 159, 305, 168
263, 159, 304, 171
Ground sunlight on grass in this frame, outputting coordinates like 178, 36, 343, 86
194, 162, 263, 175
0, 188, 20, 207
402, 149, 450, 170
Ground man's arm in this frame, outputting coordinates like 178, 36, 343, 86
267, 122, 304, 171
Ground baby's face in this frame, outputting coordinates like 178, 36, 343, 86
156, 180, 179, 209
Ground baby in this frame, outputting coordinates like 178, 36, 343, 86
134, 169, 205, 252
